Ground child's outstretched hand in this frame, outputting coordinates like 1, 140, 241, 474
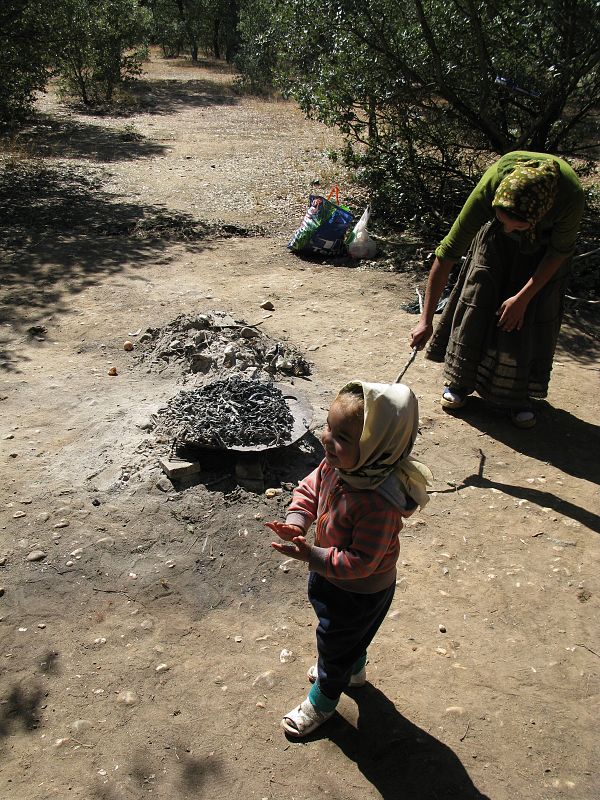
265, 522, 311, 562
271, 535, 311, 563
264, 521, 303, 542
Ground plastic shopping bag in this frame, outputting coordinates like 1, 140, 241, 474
347, 206, 377, 259
288, 187, 354, 257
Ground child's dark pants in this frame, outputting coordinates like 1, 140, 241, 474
308, 571, 395, 701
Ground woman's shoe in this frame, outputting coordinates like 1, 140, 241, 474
441, 387, 467, 410
510, 408, 537, 429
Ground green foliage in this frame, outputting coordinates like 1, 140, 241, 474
235, 0, 280, 93
236, 0, 600, 224
149, 0, 187, 58
148, 1, 239, 62
53, 0, 151, 106
0, 1, 55, 125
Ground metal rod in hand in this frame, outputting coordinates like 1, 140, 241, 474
395, 286, 423, 383
395, 347, 418, 383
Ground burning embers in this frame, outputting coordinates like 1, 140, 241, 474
158, 375, 295, 450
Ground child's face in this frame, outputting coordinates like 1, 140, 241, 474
321, 400, 363, 470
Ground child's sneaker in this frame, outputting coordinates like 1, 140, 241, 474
307, 663, 367, 688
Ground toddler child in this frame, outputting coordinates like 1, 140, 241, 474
266, 380, 431, 737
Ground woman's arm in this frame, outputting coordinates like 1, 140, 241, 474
410, 256, 456, 349
497, 251, 568, 331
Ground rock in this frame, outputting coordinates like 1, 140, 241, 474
0, 587, 5, 597
53, 521, 69, 529
439, 624, 447, 633
265, 487, 282, 498
123, 340, 134, 351
116, 690, 138, 705
13, 511, 26, 518
36, 512, 50, 522
190, 353, 213, 372
108, 367, 118, 376
71, 719, 93, 733
279, 648, 295, 663
155, 663, 169, 673
55, 738, 71, 748
240, 327, 259, 339
388, 609, 401, 620
260, 301, 275, 310
26, 550, 47, 562
38, 623, 46, 629
252, 670, 276, 689
445, 706, 465, 715
159, 457, 201, 480
156, 477, 172, 492
234, 635, 242, 643
96, 536, 115, 547
223, 343, 237, 366
0, 557, 6, 567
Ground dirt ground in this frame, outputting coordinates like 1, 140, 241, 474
1, 53, 599, 800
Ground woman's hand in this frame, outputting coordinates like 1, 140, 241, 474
409, 319, 433, 350
265, 521, 304, 542
271, 535, 311, 562
497, 295, 529, 331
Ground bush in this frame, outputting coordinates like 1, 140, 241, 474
0, 1, 55, 126
53, 0, 151, 107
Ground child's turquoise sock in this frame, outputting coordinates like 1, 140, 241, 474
351, 653, 367, 674
308, 681, 339, 713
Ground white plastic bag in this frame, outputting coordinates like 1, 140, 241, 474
347, 205, 377, 259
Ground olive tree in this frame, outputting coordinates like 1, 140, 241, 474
237, 0, 600, 221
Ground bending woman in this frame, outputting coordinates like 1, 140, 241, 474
410, 151, 585, 428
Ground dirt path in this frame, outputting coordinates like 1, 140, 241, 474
1, 54, 599, 800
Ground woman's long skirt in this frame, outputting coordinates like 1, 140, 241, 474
426, 220, 570, 407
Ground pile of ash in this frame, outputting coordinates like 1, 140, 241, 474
135, 311, 310, 379
156, 375, 295, 450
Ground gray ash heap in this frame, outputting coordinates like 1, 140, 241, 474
158, 375, 295, 450
135, 311, 311, 379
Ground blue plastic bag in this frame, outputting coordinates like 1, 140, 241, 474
288, 187, 354, 257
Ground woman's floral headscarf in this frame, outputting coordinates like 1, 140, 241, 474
492, 158, 560, 228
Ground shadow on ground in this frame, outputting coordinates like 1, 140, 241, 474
295, 684, 490, 799
450, 396, 599, 486
15, 113, 168, 162
437, 405, 600, 532
0, 161, 260, 371
0, 680, 46, 747
557, 305, 600, 366
127, 77, 238, 116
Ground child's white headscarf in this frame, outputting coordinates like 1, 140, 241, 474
336, 381, 432, 509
